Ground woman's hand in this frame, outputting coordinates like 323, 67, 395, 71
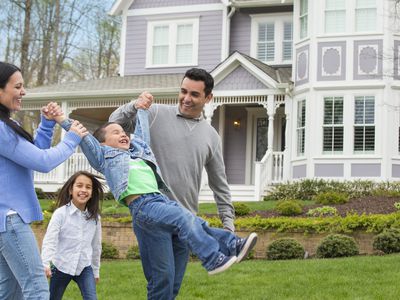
41, 102, 63, 121
69, 120, 88, 138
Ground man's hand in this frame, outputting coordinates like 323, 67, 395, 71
69, 120, 88, 138
41, 102, 63, 121
134, 91, 153, 110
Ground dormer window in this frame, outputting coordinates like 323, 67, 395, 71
146, 18, 199, 68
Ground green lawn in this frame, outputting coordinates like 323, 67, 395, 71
60, 254, 400, 299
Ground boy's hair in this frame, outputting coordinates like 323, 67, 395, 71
56, 171, 104, 222
183, 68, 214, 97
93, 122, 118, 143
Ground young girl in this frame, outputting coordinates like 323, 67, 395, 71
41, 171, 104, 300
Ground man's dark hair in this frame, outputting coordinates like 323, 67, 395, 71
93, 122, 117, 143
183, 68, 214, 97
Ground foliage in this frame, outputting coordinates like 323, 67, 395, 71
395, 202, 400, 211
101, 242, 119, 259
126, 245, 141, 259
306, 206, 338, 217
316, 234, 359, 258
312, 191, 349, 205
266, 179, 400, 201
104, 192, 115, 201
373, 228, 400, 254
102, 205, 119, 215
266, 238, 305, 260
275, 199, 303, 216
233, 203, 251, 216
35, 188, 46, 199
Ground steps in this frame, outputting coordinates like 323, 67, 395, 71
199, 184, 264, 202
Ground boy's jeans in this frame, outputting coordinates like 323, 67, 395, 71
49, 265, 97, 300
129, 193, 237, 300
0, 214, 50, 300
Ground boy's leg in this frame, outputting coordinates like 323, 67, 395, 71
74, 266, 97, 300
130, 199, 175, 300
172, 235, 189, 298
49, 266, 72, 300
201, 225, 237, 256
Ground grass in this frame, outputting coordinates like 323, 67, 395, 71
60, 254, 400, 299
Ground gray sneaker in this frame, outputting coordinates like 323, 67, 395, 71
208, 255, 237, 275
236, 232, 258, 263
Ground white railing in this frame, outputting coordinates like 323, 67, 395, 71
272, 152, 284, 183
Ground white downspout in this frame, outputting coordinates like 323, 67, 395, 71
222, 5, 236, 60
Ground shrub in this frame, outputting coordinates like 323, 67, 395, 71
104, 191, 115, 201
373, 228, 400, 254
316, 234, 359, 258
101, 242, 119, 259
313, 191, 349, 205
102, 205, 119, 215
126, 245, 141, 259
47, 200, 58, 213
266, 238, 305, 260
275, 199, 303, 216
306, 206, 338, 217
234, 203, 251, 216
35, 188, 46, 199
395, 202, 400, 211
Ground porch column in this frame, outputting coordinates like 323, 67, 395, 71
204, 103, 219, 124
57, 101, 71, 182
266, 95, 275, 151
283, 109, 291, 181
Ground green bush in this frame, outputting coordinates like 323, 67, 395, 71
104, 191, 115, 201
102, 205, 119, 215
275, 199, 303, 216
313, 191, 349, 205
373, 228, 400, 254
234, 203, 251, 216
316, 234, 359, 258
101, 242, 119, 259
306, 206, 338, 217
266, 238, 305, 260
35, 188, 46, 199
126, 245, 141, 259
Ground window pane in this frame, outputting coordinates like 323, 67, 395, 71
258, 23, 275, 62
356, 8, 376, 31
176, 24, 193, 64
364, 126, 375, 151
283, 22, 293, 61
300, 16, 308, 39
300, 0, 308, 15
153, 26, 169, 45
297, 100, 306, 155
323, 127, 333, 151
334, 98, 343, 124
176, 45, 192, 64
153, 46, 168, 64
325, 11, 346, 33
333, 127, 344, 151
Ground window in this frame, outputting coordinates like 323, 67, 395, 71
323, 97, 344, 154
355, 0, 376, 32
354, 96, 375, 153
251, 14, 293, 65
297, 100, 306, 156
147, 19, 199, 67
300, 0, 308, 39
325, 0, 346, 33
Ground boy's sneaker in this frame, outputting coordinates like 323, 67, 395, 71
208, 255, 237, 275
236, 232, 258, 263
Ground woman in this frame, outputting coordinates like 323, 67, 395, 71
0, 62, 88, 299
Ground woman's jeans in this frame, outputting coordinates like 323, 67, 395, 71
49, 265, 97, 300
0, 214, 49, 300
129, 193, 237, 300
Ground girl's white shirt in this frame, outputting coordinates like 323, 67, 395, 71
41, 201, 102, 278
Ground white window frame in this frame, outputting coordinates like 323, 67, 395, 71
299, 0, 308, 40
323, 96, 344, 154
353, 95, 375, 154
297, 99, 306, 156
355, 0, 377, 32
146, 18, 199, 68
324, 0, 346, 34
250, 13, 293, 65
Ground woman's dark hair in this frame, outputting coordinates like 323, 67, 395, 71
183, 68, 214, 97
0, 62, 33, 143
56, 171, 104, 222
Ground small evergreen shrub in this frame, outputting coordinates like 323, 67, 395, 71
275, 199, 303, 216
313, 191, 349, 205
316, 234, 359, 258
234, 203, 251, 216
266, 238, 305, 260
126, 245, 141, 259
101, 242, 119, 259
373, 228, 400, 254
306, 206, 338, 217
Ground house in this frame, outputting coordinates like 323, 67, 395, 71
26, 0, 400, 201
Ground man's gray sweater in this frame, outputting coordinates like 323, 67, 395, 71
109, 103, 235, 231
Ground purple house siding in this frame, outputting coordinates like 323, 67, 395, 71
214, 66, 266, 90
130, 0, 220, 9
124, 10, 223, 75
224, 106, 247, 184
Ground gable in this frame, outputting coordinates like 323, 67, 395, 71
214, 65, 267, 90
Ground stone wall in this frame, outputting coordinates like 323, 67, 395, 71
32, 222, 377, 259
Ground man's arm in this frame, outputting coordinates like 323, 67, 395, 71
206, 141, 235, 232
109, 91, 154, 134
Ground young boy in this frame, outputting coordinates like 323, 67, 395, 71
57, 109, 257, 296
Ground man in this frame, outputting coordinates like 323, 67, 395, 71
109, 68, 235, 297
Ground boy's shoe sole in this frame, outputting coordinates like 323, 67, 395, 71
236, 233, 258, 263
208, 256, 237, 275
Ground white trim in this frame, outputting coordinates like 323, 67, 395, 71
126, 4, 224, 16
145, 18, 199, 68
109, 0, 133, 16
213, 90, 279, 97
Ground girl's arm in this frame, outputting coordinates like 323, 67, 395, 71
41, 209, 64, 277
91, 217, 102, 281
0, 122, 82, 172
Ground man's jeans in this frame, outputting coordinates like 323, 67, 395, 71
129, 193, 237, 300
0, 214, 49, 300
49, 265, 97, 300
